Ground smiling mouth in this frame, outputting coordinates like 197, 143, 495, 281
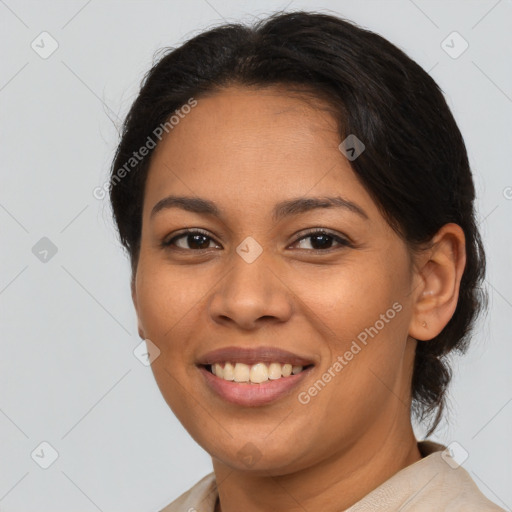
201, 362, 314, 384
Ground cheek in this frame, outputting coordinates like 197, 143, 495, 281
293, 255, 408, 345
134, 263, 208, 419
136, 258, 207, 334
294, 251, 412, 407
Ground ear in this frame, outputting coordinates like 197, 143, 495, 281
409, 223, 466, 341
131, 273, 146, 340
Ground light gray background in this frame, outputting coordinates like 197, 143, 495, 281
1, 0, 511, 510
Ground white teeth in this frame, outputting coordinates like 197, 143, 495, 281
233, 362, 251, 382
209, 362, 306, 383
250, 363, 268, 383
214, 363, 224, 378
268, 362, 282, 380
223, 362, 235, 381
281, 363, 292, 377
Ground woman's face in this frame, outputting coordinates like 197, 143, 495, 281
133, 85, 420, 474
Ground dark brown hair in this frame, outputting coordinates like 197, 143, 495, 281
109, 10, 487, 436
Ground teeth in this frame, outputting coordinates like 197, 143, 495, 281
292, 365, 303, 375
250, 363, 268, 383
223, 362, 235, 381
209, 362, 305, 383
234, 362, 251, 382
281, 363, 292, 377
214, 363, 224, 378
268, 362, 282, 380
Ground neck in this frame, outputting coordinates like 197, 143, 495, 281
212, 414, 422, 512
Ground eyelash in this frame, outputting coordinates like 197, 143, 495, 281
161, 228, 353, 253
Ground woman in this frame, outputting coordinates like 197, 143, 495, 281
109, 10, 504, 511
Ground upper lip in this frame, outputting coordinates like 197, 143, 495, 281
196, 346, 315, 367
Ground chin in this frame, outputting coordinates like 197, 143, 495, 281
207, 435, 318, 475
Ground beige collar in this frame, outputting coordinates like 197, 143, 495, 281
160, 440, 505, 511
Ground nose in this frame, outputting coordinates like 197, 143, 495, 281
207, 250, 294, 331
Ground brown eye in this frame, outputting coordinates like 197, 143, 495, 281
163, 229, 219, 251
292, 230, 352, 251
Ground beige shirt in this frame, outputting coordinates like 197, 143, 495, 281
160, 441, 505, 511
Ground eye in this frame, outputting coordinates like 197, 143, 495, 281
162, 228, 353, 253
162, 229, 220, 251
291, 229, 352, 252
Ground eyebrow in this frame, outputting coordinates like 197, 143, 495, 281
150, 195, 369, 222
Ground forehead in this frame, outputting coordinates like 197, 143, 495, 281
143, 85, 377, 221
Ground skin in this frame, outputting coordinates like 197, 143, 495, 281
131, 85, 466, 512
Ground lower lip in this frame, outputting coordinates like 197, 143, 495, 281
198, 365, 314, 407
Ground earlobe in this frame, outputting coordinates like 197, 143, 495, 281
409, 223, 466, 341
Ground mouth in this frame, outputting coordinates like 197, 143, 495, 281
200, 361, 314, 384
196, 346, 316, 406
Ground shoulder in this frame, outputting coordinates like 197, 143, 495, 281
347, 441, 506, 511
412, 449, 506, 511
418, 450, 504, 512
418, 441, 505, 511
158, 472, 217, 512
